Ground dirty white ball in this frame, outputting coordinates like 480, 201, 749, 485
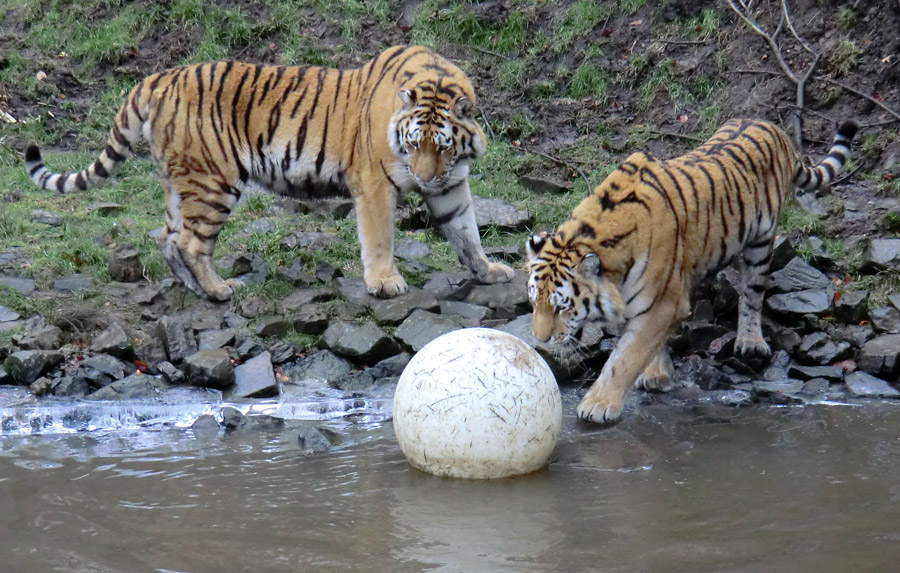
393, 328, 561, 479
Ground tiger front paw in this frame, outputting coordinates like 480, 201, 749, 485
576, 391, 624, 425
635, 352, 676, 392
478, 262, 515, 284
366, 274, 409, 298
734, 334, 771, 361
204, 277, 242, 302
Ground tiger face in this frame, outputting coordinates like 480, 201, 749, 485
526, 233, 625, 344
390, 88, 485, 191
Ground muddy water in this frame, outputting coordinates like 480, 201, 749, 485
2, 391, 900, 572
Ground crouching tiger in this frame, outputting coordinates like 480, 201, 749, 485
526, 119, 857, 424
24, 45, 514, 301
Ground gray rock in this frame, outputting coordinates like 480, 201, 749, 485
0, 276, 35, 295
795, 193, 828, 217
796, 332, 852, 365
0, 366, 10, 384
223, 311, 249, 330
157, 361, 185, 384
51, 375, 90, 397
82, 354, 133, 381
858, 334, 900, 377
280, 231, 339, 251
496, 313, 608, 379
222, 407, 247, 429
157, 314, 198, 363
439, 300, 492, 323
234, 339, 265, 361
108, 245, 142, 282
473, 196, 532, 231
889, 293, 900, 312
182, 349, 235, 389
518, 175, 573, 194
369, 352, 411, 379
255, 317, 292, 337
336, 277, 380, 308
800, 377, 831, 396
86, 373, 168, 400
766, 289, 832, 315
314, 261, 342, 282
0, 306, 21, 322
30, 376, 53, 396
834, 290, 869, 324
238, 218, 276, 236
395, 239, 432, 260
671, 321, 731, 354
845, 371, 900, 398
422, 272, 474, 301
283, 350, 352, 383
829, 323, 875, 348
869, 306, 900, 334
279, 287, 336, 313
371, 288, 439, 326
323, 321, 400, 362
191, 414, 220, 438
32, 209, 63, 226
0, 319, 23, 333
86, 202, 125, 215
767, 257, 830, 293
676, 356, 732, 390
12, 325, 62, 350
4, 350, 64, 384
802, 237, 836, 271
134, 329, 168, 369
787, 364, 845, 382
193, 311, 225, 333
770, 236, 797, 271
394, 310, 464, 353
463, 271, 529, 311
239, 295, 275, 318
198, 328, 236, 351
862, 239, 900, 272
231, 351, 278, 399
276, 258, 317, 285
751, 380, 805, 404
267, 340, 298, 364
133, 279, 172, 305
332, 370, 376, 392
91, 323, 133, 358
53, 274, 94, 292
298, 426, 342, 453
292, 305, 329, 335
484, 245, 524, 263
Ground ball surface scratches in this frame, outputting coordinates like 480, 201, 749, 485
393, 328, 561, 479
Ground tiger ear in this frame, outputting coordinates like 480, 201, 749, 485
579, 253, 601, 276
399, 89, 417, 109
526, 233, 549, 261
454, 96, 475, 119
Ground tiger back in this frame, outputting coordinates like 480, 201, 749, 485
24, 45, 514, 301
526, 119, 858, 424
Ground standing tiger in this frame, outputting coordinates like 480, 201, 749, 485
24, 45, 514, 301
527, 119, 857, 424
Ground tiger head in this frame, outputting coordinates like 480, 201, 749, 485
390, 88, 486, 191
526, 232, 625, 344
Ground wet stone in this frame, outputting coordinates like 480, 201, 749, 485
4, 350, 64, 385
134, 330, 168, 370
862, 239, 900, 272
298, 426, 342, 453
834, 290, 869, 324
473, 196, 532, 232
90, 323, 133, 358
858, 334, 900, 377
157, 314, 198, 363
323, 321, 400, 362
0, 366, 10, 384
868, 306, 900, 334
751, 380, 805, 404
157, 361, 185, 384
676, 356, 733, 390
191, 414, 220, 438
766, 289, 832, 315
231, 351, 278, 399
796, 332, 852, 365
671, 322, 731, 355
0, 276, 35, 295
198, 329, 236, 351
108, 245, 142, 282
255, 317, 292, 338
29, 376, 53, 396
234, 339, 266, 362
331, 370, 376, 392
12, 325, 62, 351
394, 310, 463, 353
422, 272, 474, 301
770, 236, 797, 271
830, 323, 875, 348
53, 274, 95, 292
86, 373, 168, 400
239, 296, 275, 318
82, 354, 133, 382
439, 300, 492, 324
182, 349, 235, 389
767, 257, 830, 293
51, 375, 90, 397
222, 407, 247, 429
845, 371, 900, 398
787, 364, 845, 382
282, 350, 352, 383
801, 377, 831, 396
279, 287, 336, 313
267, 340, 298, 364
394, 239, 432, 261
31, 209, 64, 226
371, 288, 439, 326
368, 352, 411, 379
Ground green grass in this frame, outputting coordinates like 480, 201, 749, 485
780, 201, 825, 235
411, 1, 530, 54
568, 64, 608, 104
551, 0, 612, 53
827, 38, 862, 77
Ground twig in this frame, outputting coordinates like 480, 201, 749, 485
831, 165, 862, 187
650, 130, 704, 143
472, 46, 512, 61
519, 147, 591, 191
728, 69, 782, 76
478, 107, 496, 140
814, 76, 900, 123
652, 38, 711, 45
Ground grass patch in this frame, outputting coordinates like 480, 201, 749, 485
568, 64, 608, 104
551, 0, 612, 53
412, 2, 530, 54
827, 38, 862, 77
780, 201, 824, 235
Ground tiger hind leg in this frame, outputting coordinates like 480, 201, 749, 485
634, 348, 676, 392
734, 234, 774, 360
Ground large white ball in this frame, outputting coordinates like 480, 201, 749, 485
393, 328, 561, 479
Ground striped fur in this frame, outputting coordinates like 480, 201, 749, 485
526, 119, 858, 424
24, 46, 513, 301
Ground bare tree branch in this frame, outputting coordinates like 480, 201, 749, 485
814, 76, 900, 123
518, 147, 592, 191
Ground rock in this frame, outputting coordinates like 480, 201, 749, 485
231, 351, 278, 399
767, 257, 830, 293
275, 258, 317, 285
157, 314, 198, 363
463, 271, 529, 311
291, 305, 329, 334
473, 196, 532, 231
787, 364, 845, 382
53, 274, 94, 292
133, 279, 173, 305
234, 339, 265, 361
30, 376, 53, 396
323, 321, 400, 362
834, 290, 869, 324
134, 329, 168, 369
51, 375, 90, 397
336, 277, 380, 308
229, 253, 270, 286
238, 218, 275, 236
244, 414, 285, 431
830, 323, 875, 348
862, 239, 900, 272
182, 349, 235, 389
279, 287, 336, 312
801, 237, 836, 271
255, 317, 292, 337
771, 327, 802, 352
282, 350, 352, 383
766, 289, 832, 315
87, 202, 125, 215
157, 361, 185, 384
4, 350, 64, 384
496, 313, 607, 379
869, 306, 900, 334
770, 236, 797, 271
0, 276, 35, 295
332, 370, 376, 392
751, 380, 805, 404
31, 209, 63, 226
191, 414, 220, 438
239, 295, 274, 318
394, 239, 432, 260
0, 366, 10, 384
223, 311, 249, 330
518, 175, 573, 194
82, 354, 133, 382
86, 373, 168, 400
422, 272, 474, 301
368, 352, 411, 379
795, 193, 828, 217
314, 261, 342, 282
676, 356, 733, 390
267, 340, 298, 364
484, 245, 524, 263
370, 288, 439, 326
796, 332, 852, 365
889, 293, 900, 312
298, 426, 342, 453
844, 371, 900, 398
394, 310, 465, 353
671, 321, 731, 354
800, 377, 830, 396
0, 306, 21, 322
857, 334, 900, 377
108, 245, 142, 282
222, 407, 247, 429
198, 328, 236, 351
12, 325, 62, 350
280, 231, 339, 251
439, 300, 492, 325
91, 323, 133, 358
